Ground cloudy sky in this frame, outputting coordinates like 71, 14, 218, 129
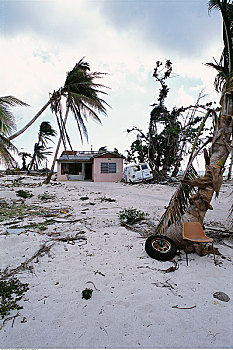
0, 0, 223, 169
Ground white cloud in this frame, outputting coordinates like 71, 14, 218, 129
0, 0, 224, 170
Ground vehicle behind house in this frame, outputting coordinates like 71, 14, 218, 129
124, 163, 153, 183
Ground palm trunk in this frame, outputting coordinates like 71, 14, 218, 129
44, 107, 69, 184
9, 100, 51, 141
227, 155, 232, 180
165, 81, 233, 248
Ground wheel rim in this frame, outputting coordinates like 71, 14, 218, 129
151, 237, 172, 253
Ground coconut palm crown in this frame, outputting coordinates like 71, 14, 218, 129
0, 96, 29, 167
10, 58, 110, 144
206, 0, 233, 92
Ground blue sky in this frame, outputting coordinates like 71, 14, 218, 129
0, 0, 223, 169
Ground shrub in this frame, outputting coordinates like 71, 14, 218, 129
16, 190, 33, 199
80, 196, 89, 201
100, 196, 116, 202
0, 277, 29, 319
82, 288, 93, 300
118, 207, 148, 225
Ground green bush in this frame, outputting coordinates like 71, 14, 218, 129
16, 190, 33, 199
0, 277, 29, 319
80, 196, 89, 201
118, 207, 148, 225
82, 288, 93, 300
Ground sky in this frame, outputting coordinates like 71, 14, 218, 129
0, 0, 224, 170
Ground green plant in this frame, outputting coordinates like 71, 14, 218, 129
82, 288, 93, 300
16, 190, 33, 199
100, 196, 116, 202
0, 277, 29, 319
118, 207, 148, 225
80, 196, 89, 201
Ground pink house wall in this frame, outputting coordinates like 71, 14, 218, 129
57, 162, 68, 181
93, 157, 123, 182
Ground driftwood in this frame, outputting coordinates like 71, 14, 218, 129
172, 305, 196, 310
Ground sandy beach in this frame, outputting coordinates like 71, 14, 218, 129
0, 174, 232, 349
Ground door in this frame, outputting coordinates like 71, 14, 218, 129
85, 163, 92, 180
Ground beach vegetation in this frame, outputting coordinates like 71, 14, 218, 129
119, 207, 148, 225
100, 196, 116, 202
0, 276, 29, 319
16, 189, 33, 199
80, 196, 89, 201
7, 58, 110, 184
28, 121, 56, 171
82, 288, 93, 300
153, 0, 233, 250
126, 61, 216, 180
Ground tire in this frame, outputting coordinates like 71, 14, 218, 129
145, 235, 177, 261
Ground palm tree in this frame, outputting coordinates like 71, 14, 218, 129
154, 0, 233, 249
9, 58, 109, 142
28, 121, 56, 171
0, 96, 28, 167
29, 144, 53, 171
7, 58, 109, 183
43, 58, 110, 183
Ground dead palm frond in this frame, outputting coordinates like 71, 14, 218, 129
155, 165, 198, 234
155, 109, 216, 234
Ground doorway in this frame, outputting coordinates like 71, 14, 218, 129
85, 163, 92, 180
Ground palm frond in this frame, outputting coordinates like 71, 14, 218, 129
0, 132, 19, 167
0, 96, 29, 107
155, 108, 215, 234
208, 0, 221, 13
155, 165, 198, 234
0, 96, 29, 135
69, 100, 88, 142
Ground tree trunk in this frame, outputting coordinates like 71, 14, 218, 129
9, 100, 51, 141
227, 155, 232, 180
44, 107, 69, 184
165, 82, 233, 248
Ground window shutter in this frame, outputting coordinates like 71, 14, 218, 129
101, 162, 116, 173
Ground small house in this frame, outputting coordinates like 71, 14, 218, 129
57, 150, 124, 182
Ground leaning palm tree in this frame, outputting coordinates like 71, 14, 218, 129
28, 121, 56, 171
44, 59, 110, 183
9, 58, 109, 143
7, 58, 109, 183
154, 0, 233, 248
29, 144, 53, 171
0, 96, 29, 167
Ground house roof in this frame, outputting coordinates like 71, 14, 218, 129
57, 154, 93, 162
57, 150, 123, 162
93, 151, 124, 159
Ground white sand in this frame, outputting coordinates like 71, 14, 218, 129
0, 175, 232, 349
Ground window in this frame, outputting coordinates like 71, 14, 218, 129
101, 162, 116, 173
141, 164, 148, 170
61, 162, 82, 175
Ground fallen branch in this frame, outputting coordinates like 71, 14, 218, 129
0, 311, 20, 330
172, 305, 196, 310
86, 281, 100, 291
159, 260, 179, 273
0, 242, 55, 280
51, 232, 86, 242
